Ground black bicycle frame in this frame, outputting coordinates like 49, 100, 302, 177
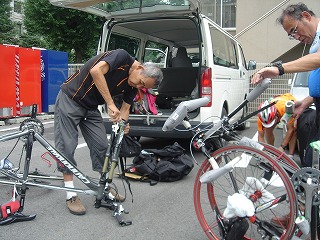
0, 127, 101, 195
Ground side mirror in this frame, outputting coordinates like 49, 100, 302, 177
288, 78, 293, 86
248, 60, 256, 70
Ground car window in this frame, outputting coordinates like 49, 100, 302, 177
209, 24, 238, 68
143, 41, 168, 68
108, 33, 140, 58
294, 72, 310, 87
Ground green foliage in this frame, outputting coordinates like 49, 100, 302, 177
24, 0, 105, 62
0, 0, 17, 44
19, 32, 50, 49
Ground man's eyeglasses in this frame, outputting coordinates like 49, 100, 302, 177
288, 22, 298, 40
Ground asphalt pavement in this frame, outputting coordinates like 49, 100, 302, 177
0, 120, 300, 240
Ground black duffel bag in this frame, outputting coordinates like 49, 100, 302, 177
119, 135, 141, 158
296, 108, 319, 167
128, 142, 194, 185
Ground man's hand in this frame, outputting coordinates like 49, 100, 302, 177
292, 96, 313, 128
251, 67, 279, 84
108, 103, 121, 122
293, 100, 305, 118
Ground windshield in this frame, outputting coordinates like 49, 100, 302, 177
293, 71, 310, 87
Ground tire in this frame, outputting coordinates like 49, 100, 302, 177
194, 145, 297, 240
260, 143, 300, 176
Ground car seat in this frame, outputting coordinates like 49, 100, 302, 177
171, 47, 192, 68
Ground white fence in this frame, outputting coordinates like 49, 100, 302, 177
68, 63, 293, 120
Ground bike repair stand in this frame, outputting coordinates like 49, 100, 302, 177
0, 105, 39, 225
0, 210, 36, 225
0, 186, 36, 225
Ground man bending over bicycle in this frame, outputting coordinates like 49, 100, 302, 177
54, 49, 163, 215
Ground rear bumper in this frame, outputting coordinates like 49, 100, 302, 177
103, 117, 208, 139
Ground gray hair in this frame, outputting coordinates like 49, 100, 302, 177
277, 2, 315, 24
141, 62, 163, 87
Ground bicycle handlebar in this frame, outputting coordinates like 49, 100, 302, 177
246, 78, 271, 102
162, 97, 210, 131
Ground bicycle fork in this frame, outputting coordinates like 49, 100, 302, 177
94, 122, 132, 226
95, 128, 116, 207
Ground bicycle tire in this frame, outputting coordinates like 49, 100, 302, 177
261, 143, 300, 175
194, 145, 297, 240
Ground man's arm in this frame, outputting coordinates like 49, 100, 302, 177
119, 101, 131, 121
294, 96, 314, 116
252, 49, 320, 84
90, 61, 121, 121
282, 50, 320, 73
293, 96, 314, 128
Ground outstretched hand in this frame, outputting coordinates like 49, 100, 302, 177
251, 67, 279, 84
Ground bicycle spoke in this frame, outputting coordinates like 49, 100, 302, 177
194, 145, 297, 240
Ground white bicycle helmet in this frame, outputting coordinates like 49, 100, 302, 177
258, 100, 277, 128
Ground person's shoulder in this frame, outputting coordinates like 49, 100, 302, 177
102, 49, 129, 58
113, 49, 130, 57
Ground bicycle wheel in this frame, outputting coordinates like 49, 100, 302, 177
261, 143, 300, 176
194, 145, 297, 240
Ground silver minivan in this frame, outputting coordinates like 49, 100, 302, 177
288, 71, 310, 101
50, 0, 256, 138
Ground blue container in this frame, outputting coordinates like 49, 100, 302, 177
41, 50, 68, 112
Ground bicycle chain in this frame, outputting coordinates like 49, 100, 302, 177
291, 167, 320, 206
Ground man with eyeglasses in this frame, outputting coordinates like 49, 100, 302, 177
54, 49, 163, 215
251, 3, 320, 228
